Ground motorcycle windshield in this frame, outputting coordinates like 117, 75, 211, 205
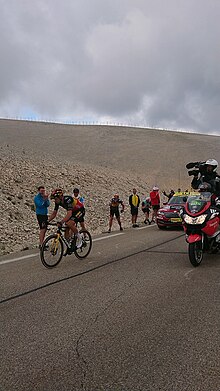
187, 192, 211, 213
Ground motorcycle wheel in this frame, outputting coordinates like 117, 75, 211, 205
188, 241, 203, 267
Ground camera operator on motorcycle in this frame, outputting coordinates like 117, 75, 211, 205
186, 159, 220, 209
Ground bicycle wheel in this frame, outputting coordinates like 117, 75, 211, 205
74, 230, 92, 259
41, 234, 64, 268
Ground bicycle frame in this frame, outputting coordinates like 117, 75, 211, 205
51, 225, 72, 252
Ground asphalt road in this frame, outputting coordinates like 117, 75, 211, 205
1, 224, 220, 391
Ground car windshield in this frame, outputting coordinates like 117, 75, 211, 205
168, 196, 187, 205
187, 192, 211, 213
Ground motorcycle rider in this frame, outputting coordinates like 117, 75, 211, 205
190, 159, 220, 207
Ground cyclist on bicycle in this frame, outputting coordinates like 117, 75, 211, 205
48, 188, 82, 248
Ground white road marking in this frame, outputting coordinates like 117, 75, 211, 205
0, 253, 38, 265
184, 269, 194, 279
136, 225, 155, 230
93, 233, 124, 241
0, 233, 124, 265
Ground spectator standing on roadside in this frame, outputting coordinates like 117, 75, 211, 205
150, 186, 160, 223
34, 186, 50, 248
108, 194, 124, 233
72, 187, 85, 204
72, 187, 86, 231
129, 188, 140, 227
141, 196, 151, 225
163, 189, 175, 201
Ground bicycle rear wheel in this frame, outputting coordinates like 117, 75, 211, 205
74, 230, 92, 259
41, 234, 64, 268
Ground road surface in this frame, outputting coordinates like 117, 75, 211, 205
1, 224, 220, 391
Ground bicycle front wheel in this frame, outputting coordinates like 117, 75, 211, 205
74, 230, 92, 259
41, 234, 64, 268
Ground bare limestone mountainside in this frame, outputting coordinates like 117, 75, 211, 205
0, 144, 151, 255
0, 119, 219, 255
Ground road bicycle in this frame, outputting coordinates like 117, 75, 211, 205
40, 222, 92, 268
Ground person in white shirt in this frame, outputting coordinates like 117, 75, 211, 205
72, 188, 86, 230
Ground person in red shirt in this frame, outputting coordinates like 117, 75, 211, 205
150, 186, 160, 223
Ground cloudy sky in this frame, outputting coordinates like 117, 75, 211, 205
0, 0, 220, 135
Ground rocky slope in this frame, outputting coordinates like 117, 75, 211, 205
0, 143, 153, 255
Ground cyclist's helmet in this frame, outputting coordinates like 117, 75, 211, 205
73, 188, 79, 193
51, 188, 63, 199
205, 159, 218, 172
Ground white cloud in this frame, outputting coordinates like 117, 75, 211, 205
0, 0, 220, 134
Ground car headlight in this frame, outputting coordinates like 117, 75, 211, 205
157, 212, 165, 216
183, 214, 206, 225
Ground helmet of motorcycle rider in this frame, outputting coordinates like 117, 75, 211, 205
50, 188, 63, 199
205, 159, 218, 172
198, 182, 212, 192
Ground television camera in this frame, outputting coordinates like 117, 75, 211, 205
186, 161, 206, 177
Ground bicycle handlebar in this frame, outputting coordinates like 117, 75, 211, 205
47, 222, 66, 231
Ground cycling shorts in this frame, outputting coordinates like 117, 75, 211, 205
72, 207, 85, 223
110, 207, 120, 218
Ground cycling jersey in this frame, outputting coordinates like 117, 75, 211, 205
54, 195, 84, 213
54, 196, 74, 212
110, 198, 123, 208
72, 197, 84, 210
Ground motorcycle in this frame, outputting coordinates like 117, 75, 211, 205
180, 191, 220, 267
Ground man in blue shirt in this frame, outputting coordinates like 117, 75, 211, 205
34, 186, 50, 248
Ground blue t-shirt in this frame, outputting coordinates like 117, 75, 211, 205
34, 193, 50, 215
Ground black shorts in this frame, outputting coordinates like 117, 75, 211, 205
142, 207, 150, 214
152, 205, 160, 211
72, 207, 85, 223
110, 207, 120, 218
131, 206, 138, 216
37, 214, 48, 229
